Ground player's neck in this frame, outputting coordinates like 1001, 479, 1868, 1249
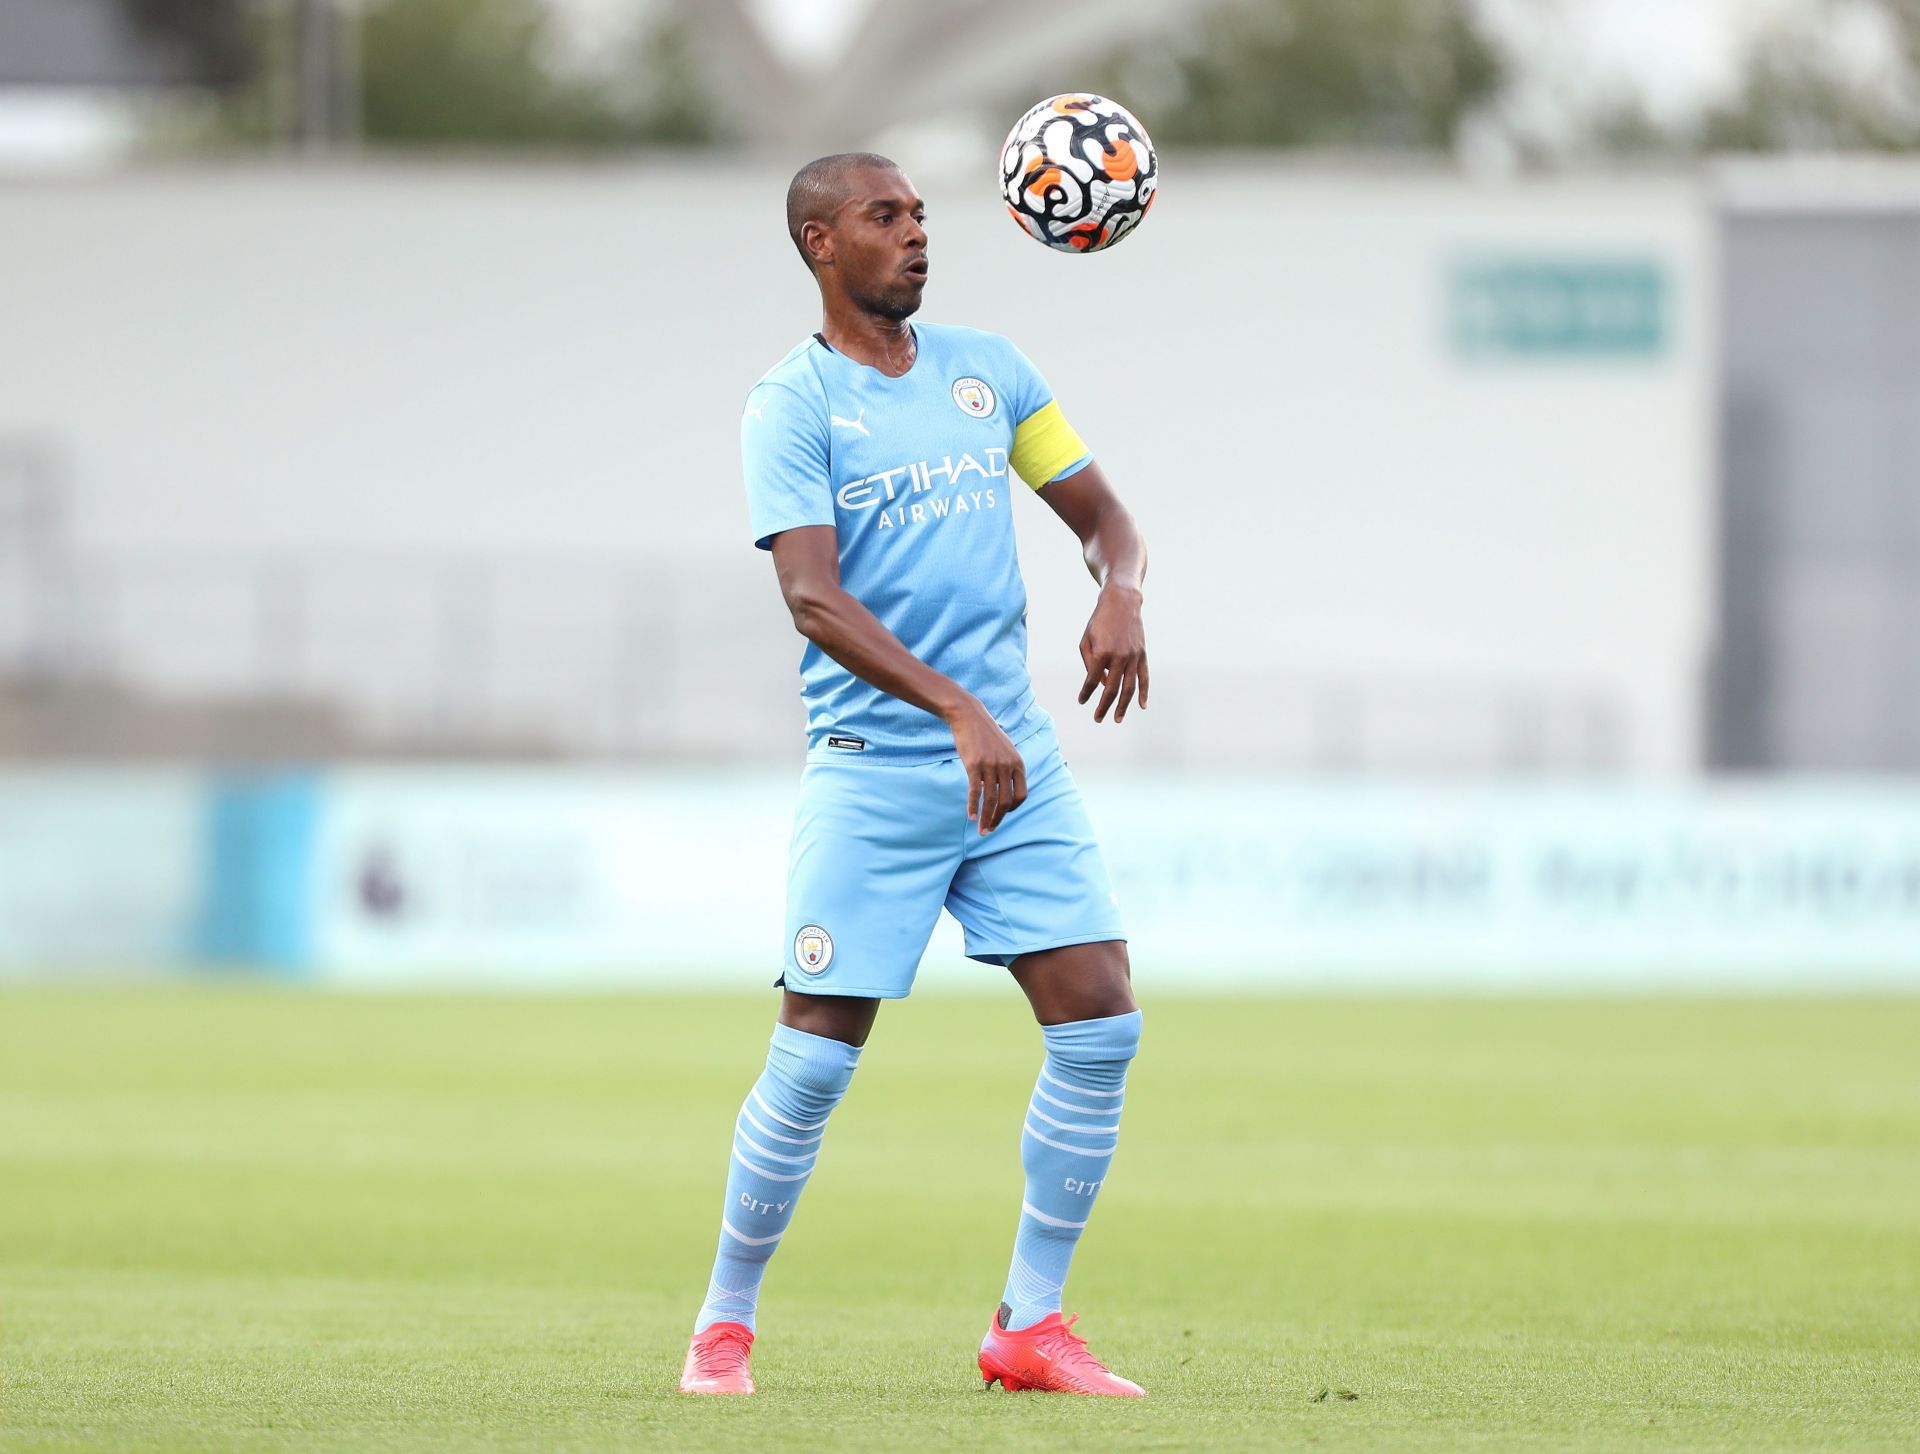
818, 307, 917, 378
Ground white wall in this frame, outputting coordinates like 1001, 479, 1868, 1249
0, 161, 1715, 772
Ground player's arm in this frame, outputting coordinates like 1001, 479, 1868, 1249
1037, 461, 1150, 724
1003, 342, 1149, 725
769, 525, 1028, 833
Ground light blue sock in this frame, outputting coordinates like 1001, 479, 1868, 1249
1000, 1009, 1142, 1330
694, 1022, 861, 1333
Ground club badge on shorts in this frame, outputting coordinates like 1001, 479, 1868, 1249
951, 377, 996, 418
795, 924, 834, 974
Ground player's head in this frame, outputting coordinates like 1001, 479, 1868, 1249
786, 152, 928, 322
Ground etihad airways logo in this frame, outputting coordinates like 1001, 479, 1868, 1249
837, 448, 1006, 531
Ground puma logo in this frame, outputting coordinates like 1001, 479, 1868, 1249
830, 407, 870, 436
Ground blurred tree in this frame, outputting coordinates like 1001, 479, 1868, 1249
151, 0, 720, 153
605, 9, 720, 146
1700, 0, 1920, 151
1554, 0, 1920, 159
359, 0, 599, 145
360, 0, 719, 148
1097, 0, 1506, 152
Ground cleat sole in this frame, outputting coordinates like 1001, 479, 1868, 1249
978, 1353, 1029, 1393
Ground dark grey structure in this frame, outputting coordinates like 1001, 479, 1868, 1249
0, 0, 245, 88
1713, 183, 1920, 771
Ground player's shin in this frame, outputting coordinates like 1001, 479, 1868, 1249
999, 1009, 1142, 1330
693, 1023, 861, 1333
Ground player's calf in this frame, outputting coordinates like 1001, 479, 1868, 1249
999, 1009, 1141, 1329
683, 1020, 862, 1387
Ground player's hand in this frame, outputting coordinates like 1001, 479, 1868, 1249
1079, 583, 1148, 724
945, 697, 1028, 834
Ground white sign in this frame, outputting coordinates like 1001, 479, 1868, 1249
299, 774, 1920, 990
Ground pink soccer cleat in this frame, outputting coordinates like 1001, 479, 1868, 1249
678, 1321, 755, 1395
978, 1306, 1145, 1397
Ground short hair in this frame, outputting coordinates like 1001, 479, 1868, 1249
786, 152, 900, 270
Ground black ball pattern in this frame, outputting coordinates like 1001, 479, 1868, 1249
1000, 93, 1159, 254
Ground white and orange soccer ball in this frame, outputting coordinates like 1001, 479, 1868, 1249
1000, 93, 1158, 253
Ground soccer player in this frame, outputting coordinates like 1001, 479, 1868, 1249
678, 153, 1151, 1399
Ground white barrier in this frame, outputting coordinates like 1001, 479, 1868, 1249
0, 771, 205, 970
296, 772, 1920, 990
309, 770, 794, 988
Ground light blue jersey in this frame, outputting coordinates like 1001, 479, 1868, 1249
742, 322, 1092, 763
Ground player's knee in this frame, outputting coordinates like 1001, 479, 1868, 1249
1050, 1006, 1142, 1070
1103, 1007, 1143, 1066
789, 1046, 860, 1101
768, 1022, 863, 1103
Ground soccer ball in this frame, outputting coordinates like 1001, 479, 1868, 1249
1000, 93, 1158, 253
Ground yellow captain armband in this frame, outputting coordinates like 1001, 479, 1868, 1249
1008, 399, 1091, 489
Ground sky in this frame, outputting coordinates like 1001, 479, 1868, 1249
0, 0, 1833, 168
1515, 0, 1802, 113
740, 0, 1796, 108
550, 0, 1793, 97
651, 0, 1811, 120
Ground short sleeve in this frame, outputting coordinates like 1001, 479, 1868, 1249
999, 338, 1053, 423
1001, 339, 1092, 489
742, 382, 833, 550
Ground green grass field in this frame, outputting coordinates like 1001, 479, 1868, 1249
2, 989, 1917, 1452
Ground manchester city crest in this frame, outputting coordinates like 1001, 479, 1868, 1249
794, 924, 834, 974
951, 377, 997, 419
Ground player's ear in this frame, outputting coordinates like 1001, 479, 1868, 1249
801, 219, 834, 269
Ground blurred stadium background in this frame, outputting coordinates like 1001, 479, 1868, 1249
4, 0, 1919, 989
3, 4, 1919, 1448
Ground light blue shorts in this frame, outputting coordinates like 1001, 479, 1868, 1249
779, 715, 1125, 999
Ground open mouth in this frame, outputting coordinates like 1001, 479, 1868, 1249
905, 259, 929, 280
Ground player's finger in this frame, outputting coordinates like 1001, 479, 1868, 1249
996, 763, 1017, 829
1113, 661, 1139, 722
1093, 661, 1123, 722
1078, 657, 1104, 705
967, 769, 981, 823
998, 760, 1022, 822
980, 773, 1004, 834
1138, 655, 1150, 709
